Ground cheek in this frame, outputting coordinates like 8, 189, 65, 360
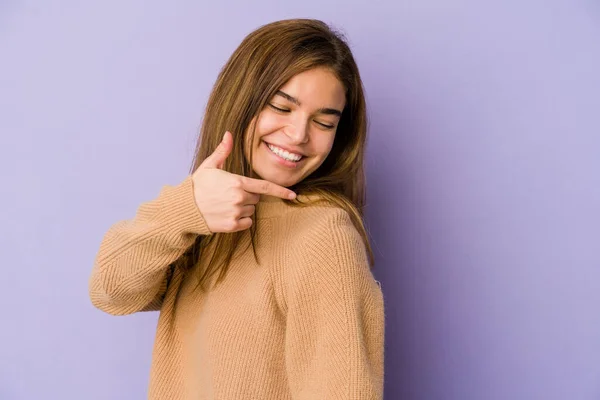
314, 134, 336, 159
256, 112, 287, 137
247, 115, 272, 145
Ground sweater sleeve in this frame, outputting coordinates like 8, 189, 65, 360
88, 175, 212, 316
282, 208, 385, 399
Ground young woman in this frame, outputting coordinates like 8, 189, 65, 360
89, 18, 385, 399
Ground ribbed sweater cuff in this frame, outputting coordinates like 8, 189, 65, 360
158, 175, 212, 237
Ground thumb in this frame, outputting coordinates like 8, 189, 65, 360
200, 131, 233, 170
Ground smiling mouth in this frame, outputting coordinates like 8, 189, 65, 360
265, 142, 305, 162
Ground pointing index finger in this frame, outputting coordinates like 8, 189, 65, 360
241, 177, 296, 200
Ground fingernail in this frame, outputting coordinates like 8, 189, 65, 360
288, 192, 297, 200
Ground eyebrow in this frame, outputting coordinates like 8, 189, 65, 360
275, 90, 343, 117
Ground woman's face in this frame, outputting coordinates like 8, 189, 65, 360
244, 67, 346, 188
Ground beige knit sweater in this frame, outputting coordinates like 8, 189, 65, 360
89, 175, 385, 399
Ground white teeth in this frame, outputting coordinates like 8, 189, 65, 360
267, 144, 302, 162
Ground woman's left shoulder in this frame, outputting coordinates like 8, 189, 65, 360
281, 202, 366, 266
287, 202, 359, 240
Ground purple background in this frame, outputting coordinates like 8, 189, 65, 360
1, 1, 599, 399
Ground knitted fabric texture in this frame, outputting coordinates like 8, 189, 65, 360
89, 175, 385, 399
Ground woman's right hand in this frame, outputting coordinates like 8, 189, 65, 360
191, 131, 296, 233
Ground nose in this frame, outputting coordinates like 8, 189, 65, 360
283, 116, 309, 144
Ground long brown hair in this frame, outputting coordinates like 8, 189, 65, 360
176, 18, 374, 291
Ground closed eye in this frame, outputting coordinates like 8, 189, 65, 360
268, 104, 290, 113
316, 122, 335, 129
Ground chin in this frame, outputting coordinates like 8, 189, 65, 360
255, 170, 300, 188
